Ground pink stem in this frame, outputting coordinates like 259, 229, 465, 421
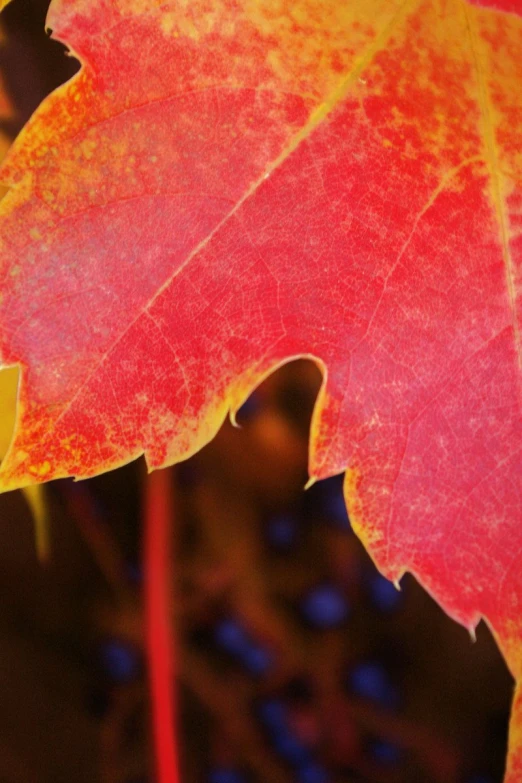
144, 468, 180, 783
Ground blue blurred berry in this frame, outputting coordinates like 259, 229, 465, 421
236, 393, 261, 421
369, 573, 402, 612
317, 477, 350, 529
242, 644, 273, 676
297, 762, 329, 783
208, 769, 246, 783
257, 699, 287, 731
100, 640, 140, 684
301, 584, 349, 628
369, 738, 402, 764
274, 730, 310, 766
349, 662, 398, 707
214, 619, 249, 657
265, 514, 298, 551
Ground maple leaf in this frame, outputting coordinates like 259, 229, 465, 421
0, 0, 521, 777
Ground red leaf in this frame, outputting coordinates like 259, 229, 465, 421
1, 0, 521, 777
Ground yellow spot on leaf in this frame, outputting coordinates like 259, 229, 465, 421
29, 460, 51, 477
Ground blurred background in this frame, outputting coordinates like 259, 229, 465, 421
0, 2, 515, 782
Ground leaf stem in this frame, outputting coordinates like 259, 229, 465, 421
144, 467, 180, 783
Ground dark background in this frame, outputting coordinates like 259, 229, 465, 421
0, 2, 515, 782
